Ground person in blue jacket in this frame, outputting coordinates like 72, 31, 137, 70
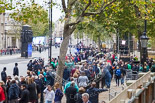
86, 82, 108, 103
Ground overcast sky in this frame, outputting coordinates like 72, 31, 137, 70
32, 0, 63, 22
6, 0, 63, 22
51, 0, 63, 22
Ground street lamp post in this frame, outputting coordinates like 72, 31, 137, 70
140, 0, 149, 71
48, 0, 52, 65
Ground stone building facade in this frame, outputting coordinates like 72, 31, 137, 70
0, 12, 21, 50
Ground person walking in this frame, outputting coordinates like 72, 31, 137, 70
44, 85, 55, 103
120, 64, 126, 85
1, 67, 7, 84
13, 63, 19, 76
102, 66, 112, 88
27, 60, 33, 71
19, 84, 29, 103
115, 66, 122, 86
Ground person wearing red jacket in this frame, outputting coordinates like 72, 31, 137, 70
0, 81, 5, 103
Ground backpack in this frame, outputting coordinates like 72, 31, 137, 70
115, 69, 121, 77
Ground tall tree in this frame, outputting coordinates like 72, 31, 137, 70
55, 0, 119, 84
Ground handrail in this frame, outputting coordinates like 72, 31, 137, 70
109, 88, 118, 101
110, 71, 151, 103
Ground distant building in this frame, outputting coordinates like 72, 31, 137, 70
0, 13, 6, 49
5, 12, 21, 48
0, 11, 21, 49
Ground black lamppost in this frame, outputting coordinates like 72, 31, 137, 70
140, 32, 149, 70
140, 0, 149, 71
48, 0, 52, 65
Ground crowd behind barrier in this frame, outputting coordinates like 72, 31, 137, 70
0, 47, 39, 56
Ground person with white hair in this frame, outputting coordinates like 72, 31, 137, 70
82, 93, 91, 103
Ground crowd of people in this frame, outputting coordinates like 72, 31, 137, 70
0, 48, 20, 56
0, 44, 155, 103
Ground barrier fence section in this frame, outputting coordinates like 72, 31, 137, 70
109, 71, 155, 103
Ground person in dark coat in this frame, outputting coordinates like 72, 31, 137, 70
63, 66, 70, 86
46, 67, 55, 86
27, 60, 33, 71
8, 80, 20, 103
120, 64, 126, 85
1, 67, 7, 84
63, 66, 70, 80
54, 82, 63, 103
102, 66, 112, 88
36, 74, 44, 103
86, 82, 108, 103
13, 63, 19, 76
18, 77, 27, 87
65, 81, 77, 103
33, 62, 42, 75
27, 78, 37, 103
19, 84, 29, 103
75, 87, 85, 103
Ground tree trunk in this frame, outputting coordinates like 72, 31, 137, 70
98, 36, 101, 52
55, 23, 75, 87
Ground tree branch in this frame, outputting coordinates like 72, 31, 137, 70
81, 0, 92, 16
84, 0, 116, 16
67, 0, 92, 26
70, 0, 76, 6
62, 0, 67, 14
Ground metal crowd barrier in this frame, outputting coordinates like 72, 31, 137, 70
110, 72, 155, 103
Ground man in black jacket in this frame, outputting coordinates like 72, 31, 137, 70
87, 82, 108, 103
13, 63, 19, 76
8, 80, 20, 103
1, 67, 7, 84
65, 81, 77, 103
27, 60, 33, 71
19, 84, 29, 103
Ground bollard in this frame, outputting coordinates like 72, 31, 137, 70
127, 89, 133, 99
